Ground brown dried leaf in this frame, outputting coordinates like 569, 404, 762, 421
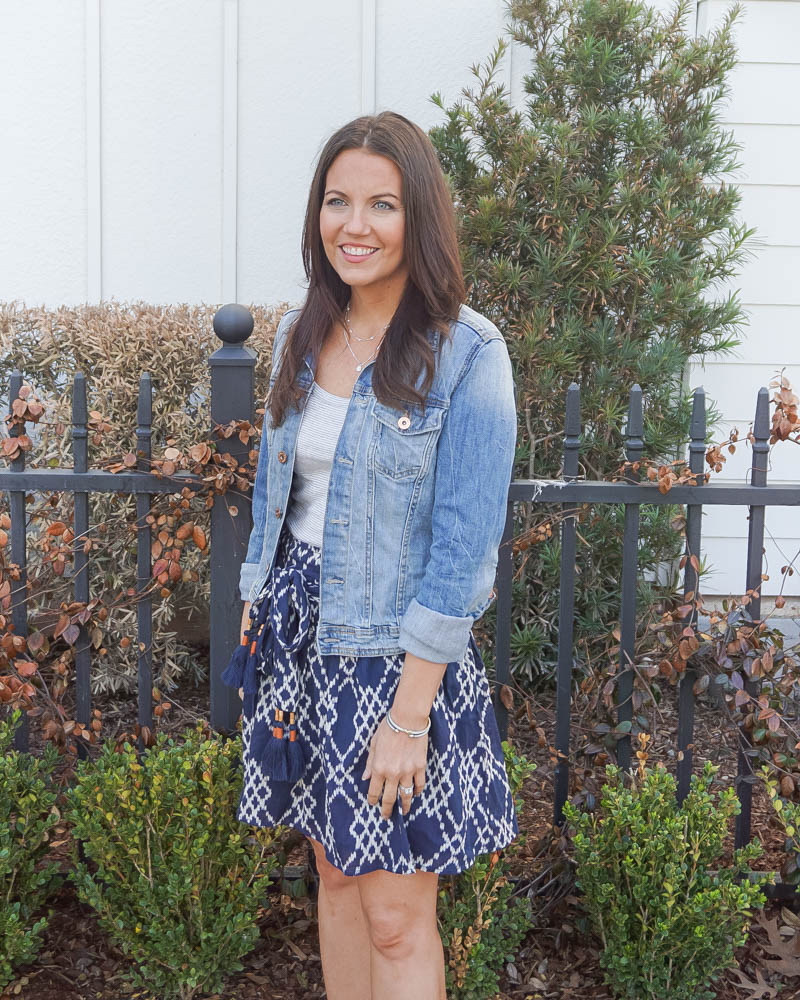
53, 614, 70, 639
729, 966, 778, 999
27, 632, 45, 654
62, 624, 80, 646
757, 910, 800, 977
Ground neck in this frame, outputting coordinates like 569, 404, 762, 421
348, 275, 407, 328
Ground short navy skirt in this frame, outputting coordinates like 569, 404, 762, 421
232, 523, 519, 877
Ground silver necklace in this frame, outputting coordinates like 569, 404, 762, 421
341, 305, 390, 372
342, 323, 381, 372
344, 302, 389, 340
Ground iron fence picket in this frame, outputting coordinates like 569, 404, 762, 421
493, 499, 515, 741
72, 373, 91, 760
553, 383, 581, 826
616, 385, 643, 772
8, 373, 29, 753
677, 387, 706, 803
135, 373, 153, 757
735, 387, 770, 850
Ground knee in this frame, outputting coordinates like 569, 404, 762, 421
361, 902, 421, 958
307, 837, 352, 892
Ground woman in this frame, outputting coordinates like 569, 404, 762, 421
222, 110, 518, 1000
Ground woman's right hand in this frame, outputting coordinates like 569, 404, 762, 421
238, 601, 251, 700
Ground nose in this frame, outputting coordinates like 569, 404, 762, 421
342, 205, 370, 235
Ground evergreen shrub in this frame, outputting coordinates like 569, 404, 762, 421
564, 760, 769, 999
62, 722, 282, 1000
0, 708, 63, 988
430, 0, 754, 682
762, 764, 800, 888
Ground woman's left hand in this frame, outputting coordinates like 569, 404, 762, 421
363, 716, 428, 819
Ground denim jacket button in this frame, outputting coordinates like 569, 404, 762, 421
397, 413, 411, 429
278, 450, 287, 463
274, 507, 282, 517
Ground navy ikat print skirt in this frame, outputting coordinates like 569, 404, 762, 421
232, 523, 519, 877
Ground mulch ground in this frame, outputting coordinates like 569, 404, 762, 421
4, 656, 800, 1000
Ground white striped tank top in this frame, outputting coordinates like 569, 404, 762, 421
284, 380, 351, 549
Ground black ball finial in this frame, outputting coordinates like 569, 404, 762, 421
213, 304, 254, 345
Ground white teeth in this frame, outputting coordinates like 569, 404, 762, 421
342, 245, 377, 256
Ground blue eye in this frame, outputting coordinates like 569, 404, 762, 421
324, 196, 396, 210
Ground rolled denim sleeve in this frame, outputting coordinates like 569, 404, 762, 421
398, 335, 517, 664
238, 311, 294, 602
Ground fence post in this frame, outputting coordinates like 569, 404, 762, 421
209, 304, 256, 735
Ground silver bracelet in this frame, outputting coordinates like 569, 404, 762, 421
385, 708, 431, 738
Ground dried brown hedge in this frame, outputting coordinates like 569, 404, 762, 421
0, 299, 285, 694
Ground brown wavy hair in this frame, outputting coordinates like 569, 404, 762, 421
267, 110, 465, 426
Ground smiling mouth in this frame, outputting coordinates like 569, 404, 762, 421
340, 245, 379, 257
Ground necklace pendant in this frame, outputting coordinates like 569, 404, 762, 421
356, 363, 362, 372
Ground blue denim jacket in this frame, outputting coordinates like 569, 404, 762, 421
239, 304, 517, 665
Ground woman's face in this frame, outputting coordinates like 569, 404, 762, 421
319, 148, 408, 296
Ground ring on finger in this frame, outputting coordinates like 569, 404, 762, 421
398, 782, 414, 796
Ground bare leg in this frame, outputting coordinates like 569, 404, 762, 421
307, 837, 372, 1000
357, 867, 445, 1000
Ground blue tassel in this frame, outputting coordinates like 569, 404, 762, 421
221, 637, 249, 690
261, 710, 290, 781
249, 719, 269, 759
285, 714, 306, 782
242, 631, 261, 695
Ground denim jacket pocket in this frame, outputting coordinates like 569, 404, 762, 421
370, 400, 446, 480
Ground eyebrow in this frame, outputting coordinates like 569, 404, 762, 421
324, 189, 400, 200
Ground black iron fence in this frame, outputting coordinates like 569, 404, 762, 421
3, 305, 799, 893
2, 304, 258, 756
492, 380, 800, 896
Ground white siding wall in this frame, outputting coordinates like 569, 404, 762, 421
1, 0, 797, 600
687, 1, 800, 603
